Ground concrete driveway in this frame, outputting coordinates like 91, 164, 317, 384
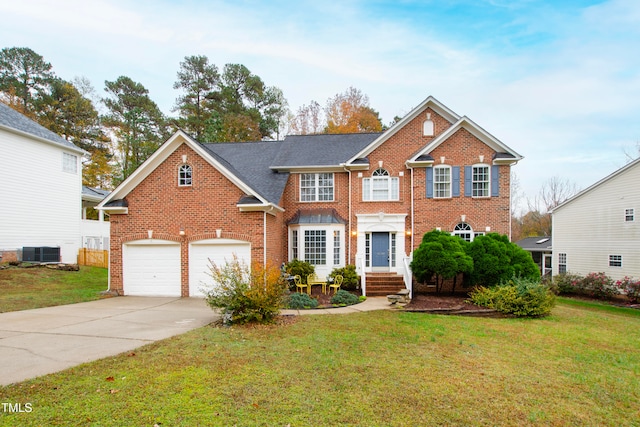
0, 297, 218, 386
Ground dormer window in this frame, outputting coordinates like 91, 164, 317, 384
178, 164, 192, 186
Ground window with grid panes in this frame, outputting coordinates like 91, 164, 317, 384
472, 165, 490, 197
434, 165, 451, 198
304, 230, 326, 265
300, 173, 334, 201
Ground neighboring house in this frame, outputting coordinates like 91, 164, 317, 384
98, 96, 523, 297
81, 186, 111, 251
515, 236, 552, 276
552, 157, 640, 281
0, 102, 85, 264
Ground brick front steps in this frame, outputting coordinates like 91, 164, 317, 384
365, 272, 406, 296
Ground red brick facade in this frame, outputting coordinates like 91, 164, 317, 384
103, 97, 519, 296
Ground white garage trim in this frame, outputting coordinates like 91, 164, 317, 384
123, 240, 181, 296
189, 239, 251, 297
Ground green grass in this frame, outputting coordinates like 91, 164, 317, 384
0, 265, 108, 312
1, 300, 639, 426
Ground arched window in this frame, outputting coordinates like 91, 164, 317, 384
178, 164, 192, 186
453, 222, 473, 242
363, 168, 399, 201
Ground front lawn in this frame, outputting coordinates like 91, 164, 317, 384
1, 300, 639, 426
0, 265, 108, 312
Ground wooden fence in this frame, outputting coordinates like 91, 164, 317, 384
77, 248, 109, 268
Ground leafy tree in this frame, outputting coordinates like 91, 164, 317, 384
102, 76, 168, 182
465, 233, 540, 287
289, 100, 324, 135
173, 55, 220, 140
411, 230, 473, 293
83, 148, 116, 189
0, 47, 55, 116
325, 87, 382, 133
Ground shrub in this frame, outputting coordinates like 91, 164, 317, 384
616, 276, 640, 303
468, 277, 556, 317
284, 259, 315, 285
204, 257, 288, 325
328, 265, 359, 291
287, 292, 319, 309
465, 233, 540, 287
551, 272, 584, 295
330, 289, 360, 306
579, 272, 618, 300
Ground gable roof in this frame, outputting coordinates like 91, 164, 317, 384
0, 102, 84, 154
552, 156, 640, 213
346, 96, 460, 165
98, 130, 286, 214
202, 141, 289, 204
408, 115, 523, 166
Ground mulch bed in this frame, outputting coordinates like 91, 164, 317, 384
404, 293, 500, 316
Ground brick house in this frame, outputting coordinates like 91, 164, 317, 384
98, 96, 522, 297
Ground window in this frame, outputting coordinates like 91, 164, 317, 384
434, 166, 451, 198
453, 222, 473, 242
609, 255, 622, 267
472, 165, 490, 197
304, 230, 326, 265
558, 253, 567, 274
178, 164, 192, 186
391, 233, 397, 267
63, 152, 77, 174
291, 230, 298, 259
625, 208, 635, 222
363, 168, 399, 201
333, 230, 341, 265
300, 173, 334, 202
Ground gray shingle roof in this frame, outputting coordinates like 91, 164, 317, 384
515, 236, 552, 252
271, 133, 380, 168
0, 102, 83, 152
201, 141, 290, 205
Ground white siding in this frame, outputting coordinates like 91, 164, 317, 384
552, 161, 640, 281
0, 129, 82, 263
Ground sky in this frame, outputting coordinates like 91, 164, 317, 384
1, 0, 639, 211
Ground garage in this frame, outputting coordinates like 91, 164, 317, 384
189, 239, 251, 297
122, 240, 181, 296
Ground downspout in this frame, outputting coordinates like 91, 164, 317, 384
263, 210, 268, 266
407, 163, 415, 250
343, 165, 352, 264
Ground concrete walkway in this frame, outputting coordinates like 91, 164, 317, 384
0, 296, 393, 386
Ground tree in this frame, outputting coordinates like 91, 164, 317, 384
521, 175, 579, 237
0, 47, 55, 116
39, 78, 108, 151
410, 230, 473, 293
102, 76, 168, 182
173, 55, 220, 140
324, 87, 382, 133
465, 233, 540, 287
289, 100, 324, 135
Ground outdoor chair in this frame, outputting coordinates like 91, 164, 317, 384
294, 275, 307, 294
329, 275, 343, 295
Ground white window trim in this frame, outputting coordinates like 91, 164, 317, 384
452, 222, 474, 242
63, 152, 77, 174
178, 164, 192, 187
433, 165, 451, 199
300, 173, 334, 202
288, 224, 345, 272
625, 208, 635, 222
471, 163, 490, 198
609, 254, 622, 267
362, 169, 399, 201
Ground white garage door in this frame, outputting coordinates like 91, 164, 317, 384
123, 241, 181, 296
189, 239, 251, 296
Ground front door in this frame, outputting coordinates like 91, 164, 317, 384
371, 232, 389, 269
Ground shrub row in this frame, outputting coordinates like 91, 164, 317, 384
550, 272, 640, 303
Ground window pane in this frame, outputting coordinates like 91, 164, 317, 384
179, 164, 192, 186
434, 166, 450, 198
304, 230, 326, 265
300, 173, 316, 201
472, 166, 489, 197
609, 255, 622, 267
372, 177, 388, 200
333, 230, 340, 265
63, 153, 77, 174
